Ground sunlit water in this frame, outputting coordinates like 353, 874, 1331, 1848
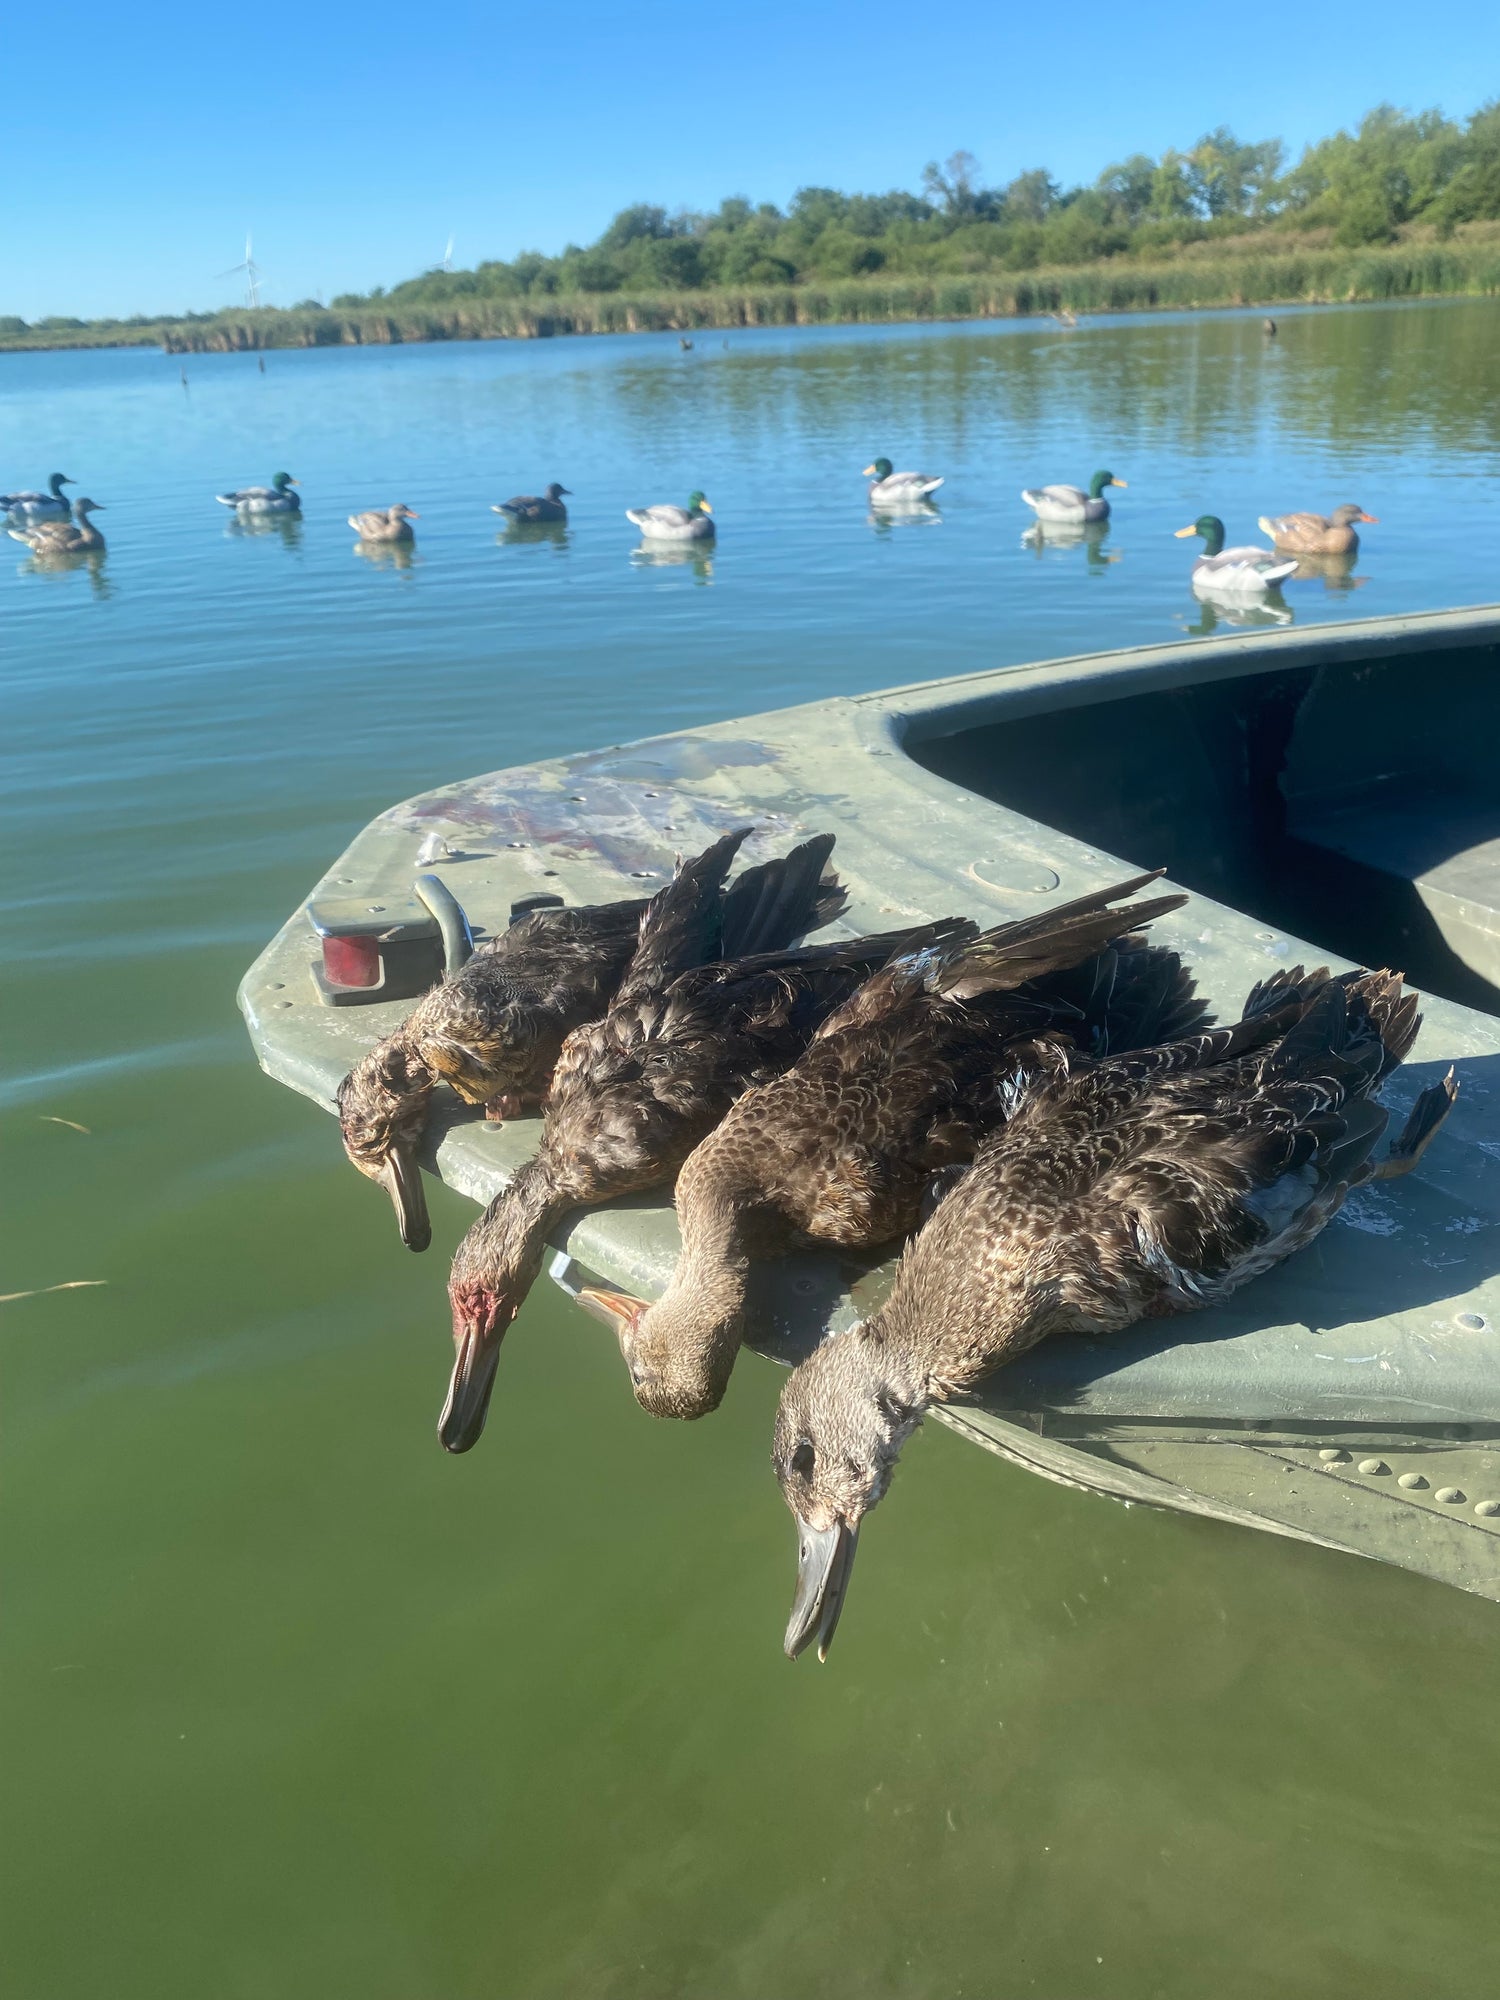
5, 302, 1500, 2000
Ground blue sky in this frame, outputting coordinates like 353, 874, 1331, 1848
6, 2, 1498, 321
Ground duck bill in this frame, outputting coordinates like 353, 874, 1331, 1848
784, 1516, 859, 1663
861, 463, 877, 477
1110, 477, 1128, 488
438, 1316, 505, 1454
1172, 524, 1198, 538
380, 1150, 431, 1252
575, 1286, 649, 1336
1357, 512, 1379, 523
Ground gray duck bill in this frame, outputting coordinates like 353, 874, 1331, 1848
381, 1150, 431, 1252
784, 1517, 859, 1663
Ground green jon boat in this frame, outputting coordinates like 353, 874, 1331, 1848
239, 607, 1500, 1602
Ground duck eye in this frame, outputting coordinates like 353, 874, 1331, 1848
790, 1440, 816, 1479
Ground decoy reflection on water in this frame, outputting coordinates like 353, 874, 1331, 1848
226, 510, 303, 546
626, 492, 715, 541
1021, 469, 1125, 526
1287, 550, 1365, 594
2, 473, 75, 523
9, 497, 106, 556
864, 458, 944, 506
217, 471, 300, 515
349, 503, 419, 544
337, 893, 651, 1249
1022, 517, 1115, 568
493, 483, 571, 524
774, 966, 1458, 1661
590, 875, 1202, 1422
1258, 504, 1377, 557
630, 540, 714, 579
1176, 515, 1297, 599
1185, 595, 1294, 635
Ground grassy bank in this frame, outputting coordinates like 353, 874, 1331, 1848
6, 239, 1500, 355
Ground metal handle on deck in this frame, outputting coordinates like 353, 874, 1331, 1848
413, 873, 474, 973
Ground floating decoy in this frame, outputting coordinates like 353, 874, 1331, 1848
863, 459, 944, 505
217, 472, 300, 515
337, 893, 651, 1248
774, 965, 1457, 1661
1175, 515, 1297, 597
349, 503, 419, 542
9, 498, 105, 555
1021, 470, 1126, 526
679, 337, 694, 351
493, 483, 571, 524
627, 492, 715, 542
2, 473, 75, 523
439, 834, 967, 1455
1263, 318, 1278, 336
1257, 505, 1378, 558
587, 876, 1207, 1420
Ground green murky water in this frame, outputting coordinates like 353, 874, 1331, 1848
5, 302, 1499, 1999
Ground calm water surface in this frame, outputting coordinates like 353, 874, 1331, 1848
5, 302, 1500, 1998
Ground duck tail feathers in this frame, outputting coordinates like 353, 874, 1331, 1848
1088, 941, 1214, 1054
936, 873, 1185, 1000
622, 827, 755, 994
720, 832, 845, 958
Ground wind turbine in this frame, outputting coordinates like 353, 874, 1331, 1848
218, 235, 263, 309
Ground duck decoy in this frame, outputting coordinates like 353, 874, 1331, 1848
863, 459, 944, 505
3, 473, 75, 523
679, 337, 694, 351
774, 965, 1457, 1661
1175, 515, 1297, 597
1263, 318, 1278, 336
1021, 470, 1126, 526
626, 492, 714, 542
493, 483, 571, 524
9, 498, 105, 555
439, 833, 964, 1455
587, 875, 1207, 1420
217, 472, 300, 515
1257, 505, 1377, 558
336, 892, 652, 1249
350, 503, 419, 542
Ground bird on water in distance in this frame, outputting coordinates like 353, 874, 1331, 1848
1257, 504, 1377, 558
2, 472, 75, 523
336, 890, 651, 1250
216, 471, 301, 515
586, 873, 1207, 1421
863, 458, 944, 505
627, 492, 715, 541
9, 498, 106, 555
439, 830, 969, 1455
494, 483, 571, 524
1176, 515, 1297, 597
775, 964, 1458, 1661
349, 503, 419, 542
1021, 470, 1126, 526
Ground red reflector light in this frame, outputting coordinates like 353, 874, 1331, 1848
322, 934, 381, 988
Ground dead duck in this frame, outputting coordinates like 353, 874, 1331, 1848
775, 965, 1457, 1660
2, 472, 74, 523
439, 830, 966, 1454
494, 483, 571, 524
588, 875, 1207, 1420
1257, 505, 1378, 558
349, 503, 419, 542
336, 893, 652, 1250
9, 498, 105, 555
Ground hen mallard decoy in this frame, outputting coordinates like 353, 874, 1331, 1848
1257, 505, 1377, 557
1021, 470, 1126, 525
336, 893, 652, 1250
494, 483, 571, 524
217, 472, 301, 514
587, 876, 1207, 1420
626, 492, 714, 542
440, 833, 966, 1454
349, 503, 419, 542
1175, 515, 1297, 596
2, 473, 75, 523
9, 498, 105, 555
863, 459, 943, 505
774, 964, 1457, 1661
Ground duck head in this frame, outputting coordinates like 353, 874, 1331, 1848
1175, 514, 1226, 557
438, 1161, 563, 1453
1331, 504, 1378, 527
73, 498, 105, 518
579, 1284, 738, 1420
49, 473, 76, 499
390, 503, 420, 520
272, 472, 299, 492
686, 490, 711, 516
335, 1040, 434, 1251
863, 458, 894, 481
545, 483, 572, 502
1088, 469, 1126, 498
773, 1323, 922, 1661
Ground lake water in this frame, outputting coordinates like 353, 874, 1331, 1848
5, 301, 1500, 1999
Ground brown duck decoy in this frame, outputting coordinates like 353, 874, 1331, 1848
1257, 504, 1377, 557
586, 873, 1207, 1420
774, 965, 1458, 1661
336, 894, 653, 1250
439, 827, 967, 1453
349, 503, 419, 542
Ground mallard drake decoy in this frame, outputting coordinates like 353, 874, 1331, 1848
1257, 505, 1377, 558
1175, 515, 1296, 596
439, 835, 967, 1455
3, 473, 75, 523
863, 459, 943, 505
9, 498, 105, 555
626, 492, 714, 542
349, 503, 419, 542
216, 472, 300, 514
586, 876, 1207, 1420
1021, 470, 1125, 525
336, 893, 652, 1249
493, 483, 571, 524
774, 965, 1457, 1661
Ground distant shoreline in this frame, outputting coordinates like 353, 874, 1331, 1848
5, 239, 1498, 356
